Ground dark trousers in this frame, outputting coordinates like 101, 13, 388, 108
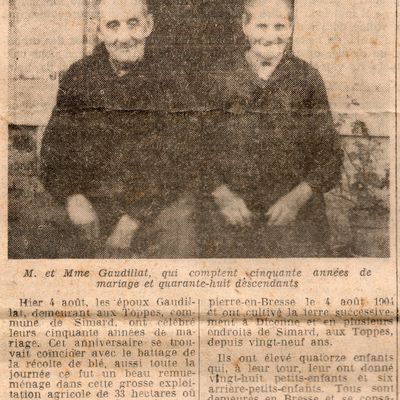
86, 194, 199, 259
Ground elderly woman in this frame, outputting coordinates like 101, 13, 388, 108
199, 0, 343, 257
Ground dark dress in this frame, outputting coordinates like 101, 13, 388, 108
199, 52, 343, 258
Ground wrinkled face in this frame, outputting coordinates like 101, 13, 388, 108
98, 0, 154, 63
243, 0, 293, 62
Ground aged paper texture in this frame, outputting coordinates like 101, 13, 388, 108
1, 0, 399, 400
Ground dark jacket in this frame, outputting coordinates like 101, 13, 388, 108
40, 44, 198, 223
202, 52, 343, 219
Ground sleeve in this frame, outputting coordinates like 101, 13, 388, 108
196, 72, 228, 195
201, 112, 227, 194
303, 69, 343, 193
40, 67, 87, 204
164, 70, 203, 193
40, 65, 126, 223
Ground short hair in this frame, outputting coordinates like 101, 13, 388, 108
243, 0, 295, 23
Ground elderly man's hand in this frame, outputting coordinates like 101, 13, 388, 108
106, 214, 140, 249
213, 185, 252, 226
67, 194, 100, 241
266, 182, 313, 226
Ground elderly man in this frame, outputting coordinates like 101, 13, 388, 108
40, 0, 198, 258
199, 0, 343, 257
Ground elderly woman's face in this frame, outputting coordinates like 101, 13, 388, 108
243, 0, 293, 62
98, 0, 153, 63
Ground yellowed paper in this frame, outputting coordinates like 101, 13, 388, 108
1, 1, 398, 400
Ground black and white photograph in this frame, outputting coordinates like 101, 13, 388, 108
8, 0, 394, 259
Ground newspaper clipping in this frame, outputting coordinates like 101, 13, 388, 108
1, 0, 399, 400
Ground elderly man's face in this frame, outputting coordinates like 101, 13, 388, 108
243, 0, 293, 62
98, 0, 153, 63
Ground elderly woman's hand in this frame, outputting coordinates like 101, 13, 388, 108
213, 185, 252, 226
266, 182, 313, 226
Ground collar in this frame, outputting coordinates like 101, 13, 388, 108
235, 49, 293, 89
245, 51, 283, 82
93, 43, 149, 79
109, 58, 142, 77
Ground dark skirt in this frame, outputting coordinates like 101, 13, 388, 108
198, 194, 331, 258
